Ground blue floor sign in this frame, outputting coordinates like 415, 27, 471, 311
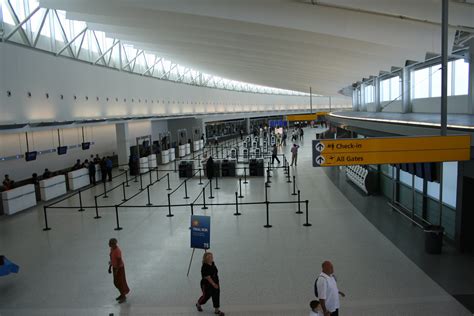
0, 256, 20, 277
190, 215, 210, 249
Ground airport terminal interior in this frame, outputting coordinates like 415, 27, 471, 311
1, 1, 474, 315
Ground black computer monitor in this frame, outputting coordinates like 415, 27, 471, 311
81, 142, 90, 150
25, 151, 37, 161
57, 146, 68, 155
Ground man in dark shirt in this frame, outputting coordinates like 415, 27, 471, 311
2, 175, 14, 190
271, 144, 280, 165
106, 157, 113, 181
88, 161, 96, 185
42, 169, 51, 179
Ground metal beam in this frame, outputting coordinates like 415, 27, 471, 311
94, 39, 119, 65
33, 9, 49, 47
4, 4, 40, 42
4, 0, 33, 45
142, 57, 162, 76
56, 26, 87, 56
53, 10, 75, 58
123, 50, 143, 69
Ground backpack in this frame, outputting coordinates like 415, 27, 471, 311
314, 275, 328, 297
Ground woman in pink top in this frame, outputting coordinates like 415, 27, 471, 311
108, 238, 130, 303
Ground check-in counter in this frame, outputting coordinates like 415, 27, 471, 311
139, 157, 149, 174
40, 175, 67, 201
67, 168, 90, 190
185, 143, 191, 155
161, 149, 170, 164
179, 144, 186, 158
169, 148, 176, 161
194, 140, 200, 151
1, 184, 37, 215
148, 154, 157, 169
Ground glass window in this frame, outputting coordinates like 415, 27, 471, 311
412, 67, 430, 99
381, 78, 390, 102
364, 85, 374, 103
430, 64, 442, 97
390, 76, 400, 100
399, 169, 412, 187
426, 162, 457, 208
453, 59, 469, 96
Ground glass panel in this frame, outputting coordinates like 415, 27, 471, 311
442, 162, 457, 208
381, 78, 390, 102
427, 180, 440, 200
399, 169, 412, 186
390, 76, 400, 100
413, 67, 430, 99
430, 64, 441, 97
454, 59, 469, 96
414, 175, 423, 191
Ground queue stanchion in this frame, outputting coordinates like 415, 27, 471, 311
122, 182, 127, 202
146, 185, 153, 206
202, 188, 208, 210
267, 162, 272, 177
234, 192, 241, 216
184, 179, 190, 199
199, 168, 203, 185
94, 196, 101, 219
78, 189, 85, 212
139, 172, 144, 190
266, 168, 271, 186
174, 159, 177, 173
292, 176, 297, 195
125, 171, 130, 187
149, 169, 152, 185
114, 206, 122, 230
166, 173, 172, 190
243, 167, 248, 184
155, 167, 159, 182
103, 181, 108, 198
303, 200, 312, 227
167, 194, 174, 217
264, 184, 272, 228
209, 179, 214, 199
42, 206, 51, 231
296, 190, 303, 214
190, 203, 194, 215
238, 178, 244, 198
287, 166, 291, 183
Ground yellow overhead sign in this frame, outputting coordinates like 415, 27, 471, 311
312, 135, 471, 167
287, 112, 328, 122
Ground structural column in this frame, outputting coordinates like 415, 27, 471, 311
374, 77, 381, 112
468, 39, 474, 115
352, 88, 359, 111
245, 117, 250, 134
115, 123, 130, 170
401, 67, 412, 113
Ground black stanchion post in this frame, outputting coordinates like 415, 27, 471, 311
287, 166, 291, 183
243, 167, 248, 184
122, 182, 127, 202
209, 179, 214, 199
199, 168, 203, 185
238, 178, 244, 198
156, 167, 159, 182
202, 188, 208, 210
167, 194, 174, 217
166, 173, 171, 190
42, 206, 51, 231
146, 185, 152, 206
103, 181, 108, 198
292, 176, 297, 195
140, 172, 144, 190
191, 203, 194, 215
125, 171, 130, 187
267, 162, 272, 177
149, 168, 152, 184
215, 174, 220, 190
264, 184, 271, 228
114, 205, 123, 230
266, 168, 271, 185
233, 192, 241, 216
303, 200, 312, 227
184, 179, 189, 199
296, 190, 303, 214
78, 189, 85, 212
174, 159, 177, 173
94, 196, 101, 219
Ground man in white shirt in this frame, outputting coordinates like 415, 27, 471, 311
316, 261, 345, 316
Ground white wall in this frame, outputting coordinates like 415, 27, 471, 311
412, 95, 469, 114
0, 43, 351, 124
381, 100, 403, 113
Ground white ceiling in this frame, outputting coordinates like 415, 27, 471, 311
39, 0, 474, 95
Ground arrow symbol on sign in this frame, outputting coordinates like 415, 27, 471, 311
315, 155, 325, 165
329, 156, 334, 160
315, 142, 325, 152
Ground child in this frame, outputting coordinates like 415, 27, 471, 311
309, 300, 323, 316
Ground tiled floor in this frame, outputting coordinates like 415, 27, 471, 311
0, 129, 471, 315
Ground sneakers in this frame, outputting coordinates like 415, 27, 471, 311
196, 303, 203, 312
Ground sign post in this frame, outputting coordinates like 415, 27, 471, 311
187, 215, 211, 277
312, 135, 471, 167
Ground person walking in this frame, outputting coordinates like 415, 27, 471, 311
106, 157, 113, 182
315, 261, 345, 316
206, 156, 215, 180
108, 238, 130, 304
290, 144, 300, 166
196, 252, 225, 315
100, 158, 107, 183
271, 144, 280, 165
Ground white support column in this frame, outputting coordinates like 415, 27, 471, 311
374, 77, 381, 112
115, 123, 130, 170
468, 40, 474, 115
352, 89, 359, 111
246, 117, 251, 134
402, 67, 412, 113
